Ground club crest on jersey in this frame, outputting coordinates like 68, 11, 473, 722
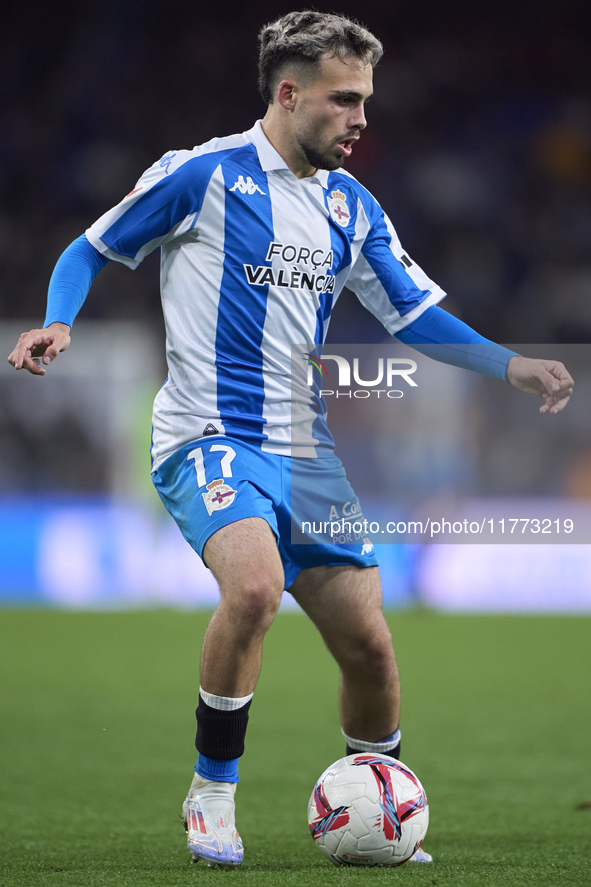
202, 478, 237, 516
327, 189, 350, 227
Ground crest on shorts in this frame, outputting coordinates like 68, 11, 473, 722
202, 478, 237, 516
327, 189, 350, 228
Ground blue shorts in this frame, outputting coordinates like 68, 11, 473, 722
151, 437, 378, 589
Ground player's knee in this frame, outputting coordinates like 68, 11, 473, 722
341, 632, 395, 681
228, 575, 283, 633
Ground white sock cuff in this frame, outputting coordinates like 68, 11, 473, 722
199, 687, 253, 711
342, 728, 401, 753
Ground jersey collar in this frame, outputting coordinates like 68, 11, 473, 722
247, 120, 330, 189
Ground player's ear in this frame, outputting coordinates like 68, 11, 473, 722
276, 79, 298, 111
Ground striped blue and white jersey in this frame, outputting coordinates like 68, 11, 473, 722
86, 121, 445, 468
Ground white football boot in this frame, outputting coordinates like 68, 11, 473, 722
408, 846, 433, 862
182, 772, 244, 868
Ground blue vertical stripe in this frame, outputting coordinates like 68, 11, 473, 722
319, 174, 357, 344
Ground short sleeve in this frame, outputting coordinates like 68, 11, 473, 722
346, 195, 446, 335
85, 149, 223, 269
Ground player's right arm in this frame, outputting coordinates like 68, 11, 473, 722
8, 322, 72, 375
7, 233, 109, 375
9, 143, 230, 376
8, 149, 184, 375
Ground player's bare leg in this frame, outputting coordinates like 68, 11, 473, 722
289, 563, 432, 862
182, 517, 284, 868
200, 516, 285, 696
288, 564, 400, 742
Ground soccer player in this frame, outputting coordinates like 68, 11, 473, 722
8, 11, 573, 869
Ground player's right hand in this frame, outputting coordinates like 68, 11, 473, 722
7, 322, 71, 375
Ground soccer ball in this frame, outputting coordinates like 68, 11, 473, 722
308, 753, 429, 867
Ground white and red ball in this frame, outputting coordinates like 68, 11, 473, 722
308, 753, 429, 867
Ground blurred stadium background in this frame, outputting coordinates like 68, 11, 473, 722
2, 0, 591, 611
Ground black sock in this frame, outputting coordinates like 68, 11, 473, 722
195, 694, 252, 760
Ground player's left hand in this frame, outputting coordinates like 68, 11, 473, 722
506, 356, 574, 414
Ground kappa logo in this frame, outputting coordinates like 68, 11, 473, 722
327, 189, 350, 227
202, 478, 237, 516
158, 151, 177, 174
230, 175, 266, 195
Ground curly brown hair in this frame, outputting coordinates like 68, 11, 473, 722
258, 10, 383, 105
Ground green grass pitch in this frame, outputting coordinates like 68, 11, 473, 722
0, 608, 590, 886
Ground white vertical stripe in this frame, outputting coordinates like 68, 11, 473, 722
260, 173, 332, 456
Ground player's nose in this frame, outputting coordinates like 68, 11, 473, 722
349, 103, 367, 131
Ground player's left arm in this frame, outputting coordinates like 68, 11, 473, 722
397, 306, 574, 414
345, 193, 574, 412
505, 355, 573, 415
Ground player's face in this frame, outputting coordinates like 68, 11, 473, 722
292, 55, 373, 171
